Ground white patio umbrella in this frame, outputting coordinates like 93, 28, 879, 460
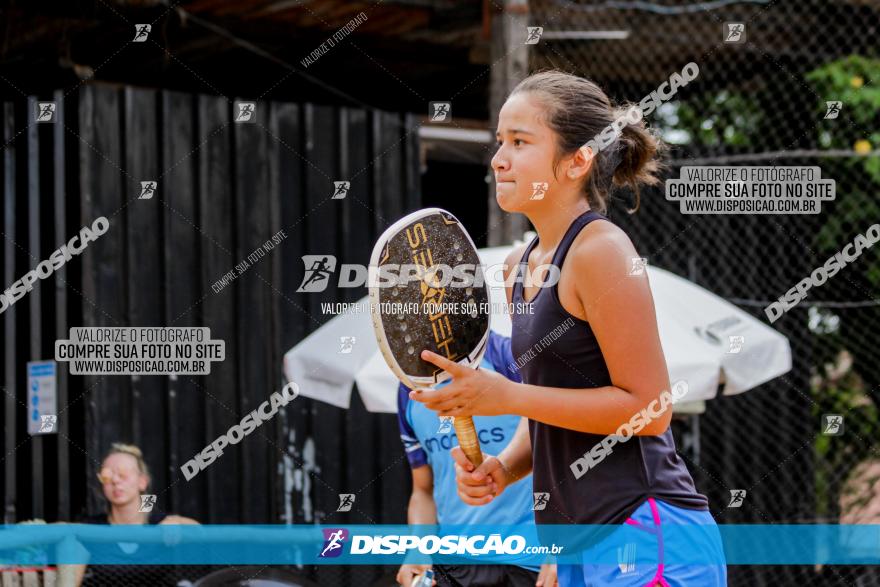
283, 243, 791, 414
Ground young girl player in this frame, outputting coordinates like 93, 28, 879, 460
411, 70, 727, 586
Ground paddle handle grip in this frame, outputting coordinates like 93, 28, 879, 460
453, 416, 483, 467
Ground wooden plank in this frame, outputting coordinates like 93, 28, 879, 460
232, 97, 272, 523
197, 94, 240, 523
371, 111, 404, 236
161, 90, 204, 520
52, 89, 70, 522
3, 102, 18, 523
265, 100, 283, 524
271, 101, 312, 525
123, 87, 167, 498
78, 84, 129, 513
27, 96, 44, 520
339, 106, 379, 529
304, 103, 347, 587
404, 113, 423, 213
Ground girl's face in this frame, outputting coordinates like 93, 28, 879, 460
98, 453, 148, 507
492, 92, 588, 213
492, 93, 554, 213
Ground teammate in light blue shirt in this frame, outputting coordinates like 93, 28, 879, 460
395, 331, 556, 587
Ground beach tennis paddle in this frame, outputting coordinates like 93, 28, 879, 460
369, 208, 490, 467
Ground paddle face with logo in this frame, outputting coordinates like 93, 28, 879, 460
369, 208, 490, 465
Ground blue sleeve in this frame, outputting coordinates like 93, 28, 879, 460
486, 331, 523, 383
397, 382, 428, 469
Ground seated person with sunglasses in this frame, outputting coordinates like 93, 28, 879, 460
72, 443, 199, 586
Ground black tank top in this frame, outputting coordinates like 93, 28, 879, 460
510, 209, 708, 527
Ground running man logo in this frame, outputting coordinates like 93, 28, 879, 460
39, 415, 57, 433
724, 22, 746, 43
532, 492, 550, 511
332, 181, 350, 200
629, 257, 648, 276
35, 102, 56, 123
429, 102, 451, 123
133, 24, 151, 42
617, 543, 637, 575
728, 335, 745, 354
339, 336, 356, 354
437, 416, 453, 434
822, 414, 844, 436
727, 489, 746, 508
319, 528, 349, 558
337, 494, 356, 512
235, 102, 256, 123
525, 27, 544, 45
297, 255, 337, 292
824, 101, 842, 119
530, 182, 548, 200
138, 494, 157, 513
139, 181, 157, 200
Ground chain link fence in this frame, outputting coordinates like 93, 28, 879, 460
529, 0, 879, 585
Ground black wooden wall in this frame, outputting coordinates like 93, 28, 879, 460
1, 83, 420, 547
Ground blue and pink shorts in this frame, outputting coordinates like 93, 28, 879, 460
556, 497, 728, 586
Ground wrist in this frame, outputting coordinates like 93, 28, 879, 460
501, 378, 524, 416
495, 452, 517, 485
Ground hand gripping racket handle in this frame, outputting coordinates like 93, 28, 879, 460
453, 416, 483, 467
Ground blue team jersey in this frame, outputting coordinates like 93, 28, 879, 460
397, 332, 539, 570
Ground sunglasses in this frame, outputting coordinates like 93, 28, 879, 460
97, 467, 139, 484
